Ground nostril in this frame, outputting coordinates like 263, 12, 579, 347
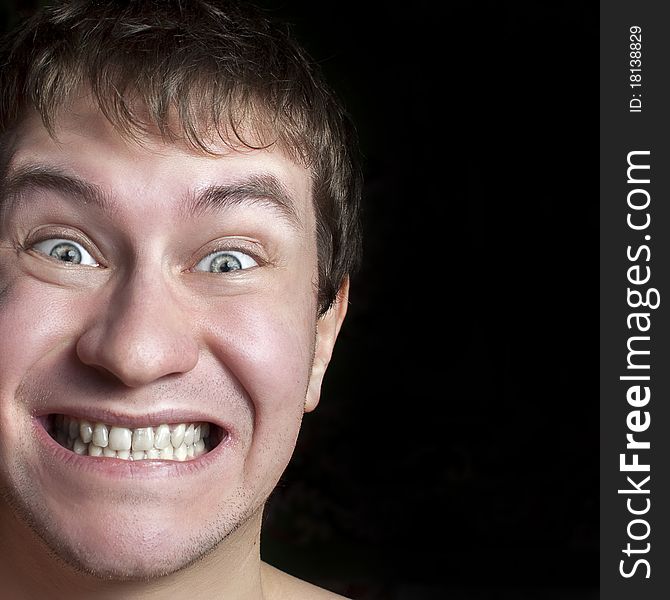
77, 363, 126, 388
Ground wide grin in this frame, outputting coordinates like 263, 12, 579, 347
47, 414, 223, 461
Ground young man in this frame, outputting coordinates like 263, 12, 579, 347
0, 1, 362, 598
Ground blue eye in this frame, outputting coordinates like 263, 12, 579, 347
31, 238, 98, 266
195, 250, 257, 273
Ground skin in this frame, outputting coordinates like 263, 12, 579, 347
0, 96, 350, 599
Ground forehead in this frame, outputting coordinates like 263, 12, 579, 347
5, 99, 314, 229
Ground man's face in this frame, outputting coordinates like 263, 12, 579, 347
0, 98, 338, 579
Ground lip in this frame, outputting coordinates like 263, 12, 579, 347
31, 411, 234, 481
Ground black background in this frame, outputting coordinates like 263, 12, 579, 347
256, 2, 598, 598
0, 1, 598, 598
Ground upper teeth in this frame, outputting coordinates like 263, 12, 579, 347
51, 415, 212, 461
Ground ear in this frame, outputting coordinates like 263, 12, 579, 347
304, 277, 350, 413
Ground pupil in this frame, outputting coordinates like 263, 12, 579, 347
210, 253, 242, 272
51, 243, 81, 263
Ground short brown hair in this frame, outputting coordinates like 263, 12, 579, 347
0, 0, 362, 314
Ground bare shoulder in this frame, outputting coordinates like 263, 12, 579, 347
261, 561, 351, 600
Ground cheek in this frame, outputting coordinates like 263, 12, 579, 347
200, 243, 319, 422
201, 291, 317, 492
0, 275, 78, 394
203, 294, 316, 415
0, 275, 82, 478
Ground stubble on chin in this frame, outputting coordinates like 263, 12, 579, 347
0, 470, 263, 583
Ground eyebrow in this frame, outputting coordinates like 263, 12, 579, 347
1, 164, 116, 218
0, 164, 301, 228
179, 173, 301, 228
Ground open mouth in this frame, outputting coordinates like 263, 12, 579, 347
46, 414, 226, 462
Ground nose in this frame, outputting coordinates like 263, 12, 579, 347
76, 268, 199, 387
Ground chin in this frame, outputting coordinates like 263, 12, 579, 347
2, 480, 252, 582
56, 548, 197, 582
34, 512, 219, 580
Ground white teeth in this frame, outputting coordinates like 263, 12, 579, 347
92, 423, 109, 448
73, 439, 88, 455
171, 424, 185, 448
154, 424, 171, 449
184, 424, 195, 446
79, 420, 93, 444
108, 427, 132, 451
88, 444, 103, 457
50, 415, 217, 462
174, 443, 188, 461
146, 448, 160, 460
132, 427, 154, 452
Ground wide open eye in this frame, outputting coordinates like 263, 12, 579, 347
31, 238, 99, 266
194, 250, 258, 273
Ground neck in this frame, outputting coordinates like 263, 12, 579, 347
0, 499, 268, 600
